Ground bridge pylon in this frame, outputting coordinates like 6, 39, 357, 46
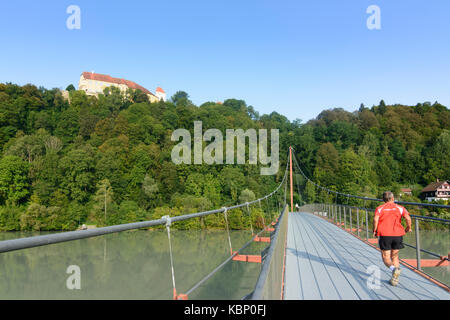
289, 146, 294, 212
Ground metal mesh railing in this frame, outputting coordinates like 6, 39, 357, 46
0, 152, 292, 300
250, 204, 289, 300
300, 203, 450, 287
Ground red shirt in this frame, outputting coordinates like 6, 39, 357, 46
374, 202, 410, 237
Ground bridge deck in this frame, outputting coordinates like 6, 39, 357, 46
284, 212, 450, 300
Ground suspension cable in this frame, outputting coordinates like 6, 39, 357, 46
0, 152, 290, 254
290, 147, 450, 209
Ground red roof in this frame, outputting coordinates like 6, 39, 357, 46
156, 87, 165, 93
81, 72, 155, 96
400, 188, 412, 192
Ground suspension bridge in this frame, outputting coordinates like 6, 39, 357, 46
0, 147, 449, 300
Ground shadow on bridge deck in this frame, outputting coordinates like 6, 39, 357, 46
284, 212, 450, 300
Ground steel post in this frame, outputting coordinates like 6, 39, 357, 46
415, 218, 421, 270
356, 208, 360, 237
349, 208, 352, 233
365, 209, 369, 240
344, 206, 346, 230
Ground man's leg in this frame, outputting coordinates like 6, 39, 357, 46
389, 249, 401, 286
391, 250, 400, 268
381, 250, 393, 268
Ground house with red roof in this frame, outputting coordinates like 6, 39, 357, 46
78, 72, 166, 102
399, 188, 412, 198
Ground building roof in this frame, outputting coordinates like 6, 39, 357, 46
400, 188, 412, 193
81, 72, 155, 96
420, 180, 449, 193
156, 87, 165, 93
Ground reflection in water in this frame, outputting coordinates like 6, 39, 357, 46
0, 230, 267, 300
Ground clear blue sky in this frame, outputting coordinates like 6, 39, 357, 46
1, 0, 449, 122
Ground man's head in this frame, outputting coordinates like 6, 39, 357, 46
382, 191, 394, 203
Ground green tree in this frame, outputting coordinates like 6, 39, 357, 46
59, 146, 96, 203
305, 180, 316, 204
239, 189, 256, 203
0, 155, 30, 205
91, 178, 115, 225
170, 91, 191, 106
139, 174, 159, 209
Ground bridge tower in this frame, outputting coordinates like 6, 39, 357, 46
289, 146, 294, 212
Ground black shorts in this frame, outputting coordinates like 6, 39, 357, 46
379, 236, 404, 250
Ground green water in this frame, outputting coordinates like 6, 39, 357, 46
0, 230, 267, 300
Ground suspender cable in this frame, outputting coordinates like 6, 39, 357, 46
259, 199, 266, 231
223, 207, 233, 256
163, 215, 178, 300
269, 195, 274, 222
295, 166, 301, 206
246, 203, 254, 236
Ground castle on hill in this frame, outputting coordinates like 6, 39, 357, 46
78, 72, 166, 102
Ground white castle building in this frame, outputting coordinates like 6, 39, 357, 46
78, 72, 166, 102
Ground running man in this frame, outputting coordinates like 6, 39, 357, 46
373, 191, 412, 286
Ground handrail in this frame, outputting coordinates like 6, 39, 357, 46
332, 204, 450, 224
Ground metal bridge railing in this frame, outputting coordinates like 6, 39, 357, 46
300, 203, 450, 277
250, 204, 289, 300
0, 151, 290, 255
0, 197, 281, 254
0, 152, 291, 300
291, 147, 450, 210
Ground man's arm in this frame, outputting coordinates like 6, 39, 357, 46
373, 215, 379, 237
404, 213, 412, 233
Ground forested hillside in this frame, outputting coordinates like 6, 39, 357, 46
299, 101, 449, 207
0, 83, 448, 230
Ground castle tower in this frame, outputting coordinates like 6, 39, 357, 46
155, 87, 166, 102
